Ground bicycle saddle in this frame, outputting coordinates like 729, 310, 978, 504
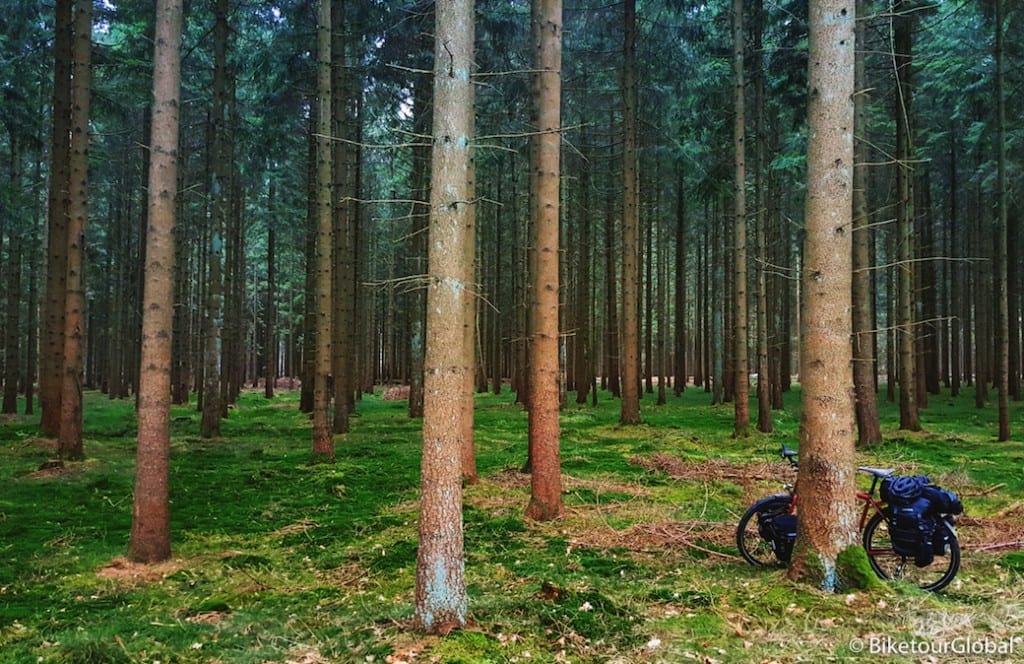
858, 466, 895, 478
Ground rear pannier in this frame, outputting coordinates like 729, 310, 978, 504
881, 475, 962, 567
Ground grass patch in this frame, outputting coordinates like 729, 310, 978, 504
1, 385, 1023, 662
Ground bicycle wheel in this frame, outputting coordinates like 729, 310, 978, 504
862, 510, 960, 592
736, 495, 793, 567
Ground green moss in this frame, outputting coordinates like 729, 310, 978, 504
1000, 551, 1024, 573
0, 387, 1021, 663
836, 545, 885, 591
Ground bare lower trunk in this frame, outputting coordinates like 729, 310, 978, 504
414, 0, 473, 633
129, 0, 182, 563
619, 0, 640, 424
42, 0, 74, 436
526, 0, 564, 521
788, 0, 859, 591
57, 0, 93, 461
852, 0, 881, 446
731, 0, 750, 437
311, 0, 334, 461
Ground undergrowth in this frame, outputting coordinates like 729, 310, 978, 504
1, 385, 1023, 663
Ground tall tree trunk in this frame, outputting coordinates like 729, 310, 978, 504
603, 162, 619, 398
57, 0, 93, 461
656, 215, 668, 406
789, 0, 859, 591
893, 0, 920, 431
331, 0, 353, 434
752, 0, 771, 433
129, 0, 182, 563
491, 181, 504, 396
265, 211, 276, 399
200, 0, 229, 438
994, 0, 1010, 440
918, 174, 939, 397
694, 207, 705, 390
41, 0, 74, 436
408, 64, 431, 418
25, 215, 39, 415
619, 0, 641, 424
673, 159, 687, 396
644, 189, 654, 395
711, 207, 725, 405
171, 171, 191, 405
949, 128, 961, 396
731, 0, 750, 437
2, 227, 21, 415
2, 136, 23, 414
300, 111, 317, 414
573, 151, 592, 405
461, 95, 478, 484
311, 0, 334, 461
414, 0, 473, 633
526, 0, 564, 522
852, 0, 881, 446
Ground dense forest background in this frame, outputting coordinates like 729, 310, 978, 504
0, 0, 1021, 435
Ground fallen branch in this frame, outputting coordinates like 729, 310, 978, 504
995, 501, 1022, 519
969, 540, 1024, 553
683, 541, 746, 563
964, 483, 1007, 498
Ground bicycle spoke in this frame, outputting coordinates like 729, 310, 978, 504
863, 511, 960, 592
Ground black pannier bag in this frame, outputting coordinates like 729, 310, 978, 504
921, 485, 964, 515
882, 474, 963, 567
757, 510, 797, 563
932, 522, 952, 556
889, 497, 936, 567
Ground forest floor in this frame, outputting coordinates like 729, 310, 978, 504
2, 386, 1024, 663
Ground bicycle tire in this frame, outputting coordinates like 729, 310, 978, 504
862, 509, 960, 592
736, 494, 793, 567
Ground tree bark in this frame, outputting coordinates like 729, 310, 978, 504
57, 0, 93, 461
300, 111, 317, 414
852, 0, 881, 446
752, 0, 771, 433
414, 0, 472, 634
994, 0, 1010, 440
408, 60, 431, 419
526, 0, 564, 522
948, 129, 961, 396
2, 185, 21, 414
788, 0, 859, 592
331, 0, 353, 434
199, 0, 229, 438
265, 208, 276, 399
603, 158, 619, 398
573, 149, 592, 405
893, 0, 920, 431
129, 0, 182, 563
619, 0, 641, 424
673, 160, 687, 395
461, 90, 478, 484
312, 0, 335, 461
731, 0, 750, 437
40, 0, 73, 436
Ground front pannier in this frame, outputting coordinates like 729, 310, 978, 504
756, 509, 797, 563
